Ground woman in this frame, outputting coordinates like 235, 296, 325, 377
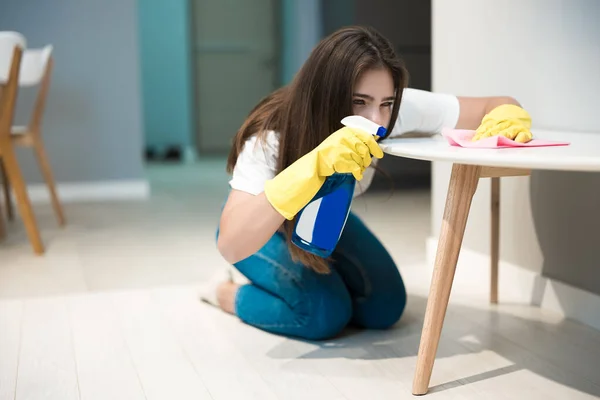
201, 26, 532, 340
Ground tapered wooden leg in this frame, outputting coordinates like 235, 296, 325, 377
413, 163, 481, 396
0, 145, 44, 254
0, 158, 14, 221
34, 141, 65, 226
0, 188, 5, 240
0, 158, 8, 239
490, 177, 500, 304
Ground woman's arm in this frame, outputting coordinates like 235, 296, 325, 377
456, 96, 522, 130
218, 124, 382, 264
217, 189, 284, 264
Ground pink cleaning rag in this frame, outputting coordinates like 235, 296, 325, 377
441, 128, 570, 148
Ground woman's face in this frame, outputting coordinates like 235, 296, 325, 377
352, 67, 395, 128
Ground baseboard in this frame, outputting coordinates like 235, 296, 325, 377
426, 236, 600, 332
8, 179, 150, 204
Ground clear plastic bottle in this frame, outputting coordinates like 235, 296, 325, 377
291, 116, 387, 257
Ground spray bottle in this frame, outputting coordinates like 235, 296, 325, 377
291, 115, 386, 258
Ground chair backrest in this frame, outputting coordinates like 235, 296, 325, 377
24, 45, 54, 132
19, 45, 53, 87
0, 31, 26, 83
0, 32, 25, 138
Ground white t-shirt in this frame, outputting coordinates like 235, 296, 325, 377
228, 88, 460, 197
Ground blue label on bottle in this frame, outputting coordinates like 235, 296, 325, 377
292, 173, 356, 258
310, 182, 353, 251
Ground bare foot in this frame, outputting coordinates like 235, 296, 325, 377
217, 281, 241, 315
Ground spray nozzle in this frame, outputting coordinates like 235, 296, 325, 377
341, 115, 387, 139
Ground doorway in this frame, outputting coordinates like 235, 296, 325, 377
191, 0, 282, 154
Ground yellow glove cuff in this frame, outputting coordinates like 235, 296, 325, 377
264, 153, 326, 220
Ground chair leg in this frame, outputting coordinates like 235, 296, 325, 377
0, 158, 14, 221
0, 191, 5, 240
490, 177, 500, 304
34, 141, 65, 226
412, 163, 480, 396
0, 160, 6, 240
0, 145, 44, 254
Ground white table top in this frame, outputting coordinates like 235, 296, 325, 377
380, 129, 600, 172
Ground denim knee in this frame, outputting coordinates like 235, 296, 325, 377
357, 280, 407, 330
376, 288, 407, 329
299, 290, 353, 341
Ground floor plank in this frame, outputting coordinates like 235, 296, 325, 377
111, 290, 213, 400
15, 297, 80, 400
436, 304, 600, 399
68, 293, 146, 400
195, 291, 348, 400
0, 300, 22, 400
489, 308, 600, 386
151, 287, 279, 400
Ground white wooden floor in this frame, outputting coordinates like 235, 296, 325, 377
0, 161, 599, 400
2, 286, 600, 400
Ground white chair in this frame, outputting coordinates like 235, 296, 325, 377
0, 31, 26, 81
0, 32, 45, 254
2, 44, 65, 227
0, 32, 25, 236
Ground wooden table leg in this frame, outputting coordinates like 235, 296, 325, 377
413, 163, 481, 396
490, 177, 500, 304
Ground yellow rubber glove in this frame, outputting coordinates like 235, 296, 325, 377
472, 104, 533, 143
264, 126, 383, 220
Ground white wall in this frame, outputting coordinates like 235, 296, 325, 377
431, 0, 600, 295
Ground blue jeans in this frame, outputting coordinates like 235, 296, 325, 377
222, 212, 407, 341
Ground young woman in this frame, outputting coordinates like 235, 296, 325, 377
201, 26, 532, 340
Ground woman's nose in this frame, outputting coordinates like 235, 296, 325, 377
369, 109, 385, 126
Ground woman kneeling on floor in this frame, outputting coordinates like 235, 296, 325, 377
200, 25, 531, 340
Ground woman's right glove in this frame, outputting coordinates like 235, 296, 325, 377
264, 126, 383, 220
472, 104, 533, 143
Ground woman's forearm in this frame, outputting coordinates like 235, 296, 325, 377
456, 95, 522, 130
217, 191, 285, 264
484, 96, 521, 113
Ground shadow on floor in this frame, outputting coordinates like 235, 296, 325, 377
264, 295, 600, 397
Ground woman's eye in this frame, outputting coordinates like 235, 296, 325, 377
381, 102, 394, 108
353, 99, 366, 105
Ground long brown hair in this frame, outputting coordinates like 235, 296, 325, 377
227, 26, 409, 273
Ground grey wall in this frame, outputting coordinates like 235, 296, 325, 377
432, 0, 600, 295
338, 0, 433, 189
282, 0, 322, 84
321, 0, 355, 36
322, 0, 431, 89
355, 0, 431, 91
0, 0, 144, 184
